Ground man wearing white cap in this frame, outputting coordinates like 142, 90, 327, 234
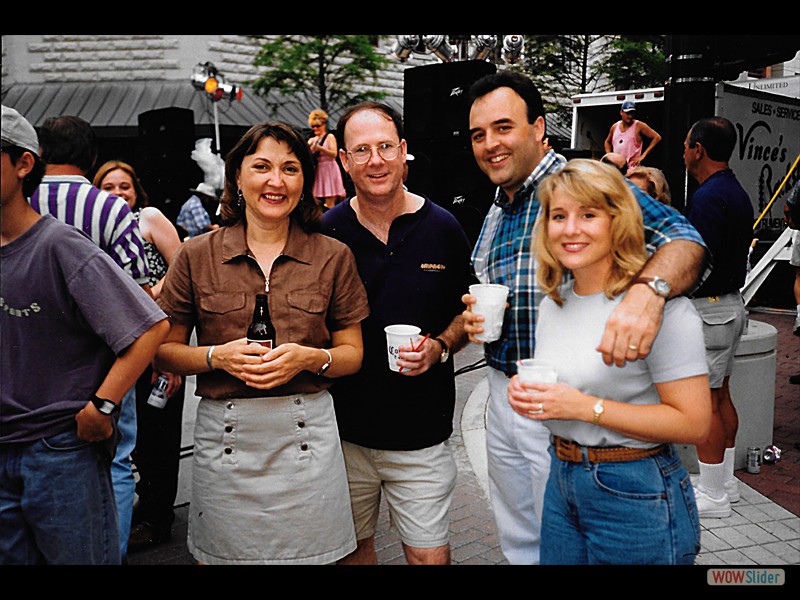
604, 100, 662, 169
0, 106, 169, 564
176, 182, 220, 239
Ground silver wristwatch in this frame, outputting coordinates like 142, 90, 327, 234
635, 276, 670, 299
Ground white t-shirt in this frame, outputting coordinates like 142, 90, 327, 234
535, 282, 708, 448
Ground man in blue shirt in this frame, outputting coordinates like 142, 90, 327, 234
683, 116, 754, 518
322, 102, 477, 565
461, 72, 710, 565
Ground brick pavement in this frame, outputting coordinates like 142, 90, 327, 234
129, 311, 798, 567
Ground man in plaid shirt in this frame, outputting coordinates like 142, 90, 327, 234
462, 72, 710, 565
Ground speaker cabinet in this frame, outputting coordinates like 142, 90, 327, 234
403, 61, 497, 247
137, 107, 198, 224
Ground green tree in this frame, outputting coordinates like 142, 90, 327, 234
595, 35, 667, 90
518, 35, 612, 124
248, 35, 390, 119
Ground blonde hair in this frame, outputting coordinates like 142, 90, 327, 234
535, 159, 648, 305
308, 109, 329, 127
627, 166, 672, 205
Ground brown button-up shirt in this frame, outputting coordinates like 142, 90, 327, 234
158, 220, 369, 399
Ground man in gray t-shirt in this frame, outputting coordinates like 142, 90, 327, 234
0, 105, 169, 564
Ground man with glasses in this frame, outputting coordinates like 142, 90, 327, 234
321, 102, 478, 565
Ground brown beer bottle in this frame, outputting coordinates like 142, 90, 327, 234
247, 292, 275, 348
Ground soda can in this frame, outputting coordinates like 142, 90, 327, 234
762, 445, 782, 464
747, 447, 761, 474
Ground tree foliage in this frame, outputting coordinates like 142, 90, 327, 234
248, 35, 390, 117
594, 35, 667, 90
518, 35, 613, 124
515, 34, 666, 128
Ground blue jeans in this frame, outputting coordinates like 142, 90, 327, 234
113, 385, 137, 557
540, 444, 700, 565
0, 429, 120, 564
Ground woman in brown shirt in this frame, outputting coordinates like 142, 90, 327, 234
155, 122, 369, 565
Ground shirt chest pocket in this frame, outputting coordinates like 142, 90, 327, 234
285, 289, 328, 345
198, 292, 247, 342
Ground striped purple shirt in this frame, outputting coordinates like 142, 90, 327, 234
30, 175, 150, 285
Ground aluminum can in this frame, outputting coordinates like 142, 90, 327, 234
147, 373, 169, 409
762, 445, 782, 464
747, 446, 761, 474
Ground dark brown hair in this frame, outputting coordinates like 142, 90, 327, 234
220, 122, 321, 231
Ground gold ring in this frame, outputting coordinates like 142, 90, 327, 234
628, 344, 638, 351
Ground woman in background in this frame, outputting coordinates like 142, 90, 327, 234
307, 109, 346, 210
94, 161, 185, 553
627, 166, 672, 206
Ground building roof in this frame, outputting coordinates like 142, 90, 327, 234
1, 80, 311, 133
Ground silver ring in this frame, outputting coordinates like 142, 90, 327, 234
529, 402, 544, 416
628, 344, 638, 351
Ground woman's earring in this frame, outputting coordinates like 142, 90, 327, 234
237, 189, 244, 209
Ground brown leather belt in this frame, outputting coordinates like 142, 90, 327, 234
553, 435, 666, 464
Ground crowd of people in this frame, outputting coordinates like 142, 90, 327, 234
2, 64, 784, 566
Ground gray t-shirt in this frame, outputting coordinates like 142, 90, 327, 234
535, 283, 708, 448
1, 215, 166, 443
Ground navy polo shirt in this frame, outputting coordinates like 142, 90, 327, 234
686, 169, 754, 297
322, 197, 478, 450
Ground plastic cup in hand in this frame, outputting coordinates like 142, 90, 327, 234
385, 324, 421, 372
517, 359, 558, 385
469, 283, 510, 343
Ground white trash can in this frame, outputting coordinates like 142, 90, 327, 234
677, 318, 778, 473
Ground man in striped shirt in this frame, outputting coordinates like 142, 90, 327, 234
30, 115, 152, 561
30, 116, 150, 289
462, 72, 710, 565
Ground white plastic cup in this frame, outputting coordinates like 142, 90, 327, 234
384, 324, 422, 372
517, 359, 558, 385
469, 283, 510, 343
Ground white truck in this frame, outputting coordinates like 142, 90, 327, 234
569, 78, 800, 234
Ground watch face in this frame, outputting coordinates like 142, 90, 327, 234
653, 278, 670, 296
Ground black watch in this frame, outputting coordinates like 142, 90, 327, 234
91, 395, 120, 416
434, 337, 450, 364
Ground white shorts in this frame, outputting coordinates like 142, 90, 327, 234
341, 440, 457, 548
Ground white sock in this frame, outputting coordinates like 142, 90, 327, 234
698, 460, 728, 500
723, 447, 736, 483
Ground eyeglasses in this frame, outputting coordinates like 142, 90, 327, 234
346, 143, 401, 165
310, 123, 323, 128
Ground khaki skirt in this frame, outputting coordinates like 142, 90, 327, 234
187, 391, 356, 564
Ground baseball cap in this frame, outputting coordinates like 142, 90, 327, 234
190, 182, 218, 198
621, 101, 636, 113
1, 105, 39, 154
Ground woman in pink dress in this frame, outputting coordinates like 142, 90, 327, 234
308, 109, 346, 210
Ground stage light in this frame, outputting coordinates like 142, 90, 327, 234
470, 35, 498, 61
204, 76, 219, 94
218, 82, 243, 102
391, 35, 419, 62
502, 35, 524, 64
424, 35, 454, 62
191, 61, 242, 103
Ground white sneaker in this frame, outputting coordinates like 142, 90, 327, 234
693, 485, 732, 519
725, 478, 740, 503
690, 474, 740, 503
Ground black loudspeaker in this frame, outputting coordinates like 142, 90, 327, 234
404, 61, 497, 247
137, 107, 198, 224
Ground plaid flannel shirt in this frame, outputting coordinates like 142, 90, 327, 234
177, 195, 212, 238
472, 150, 709, 376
